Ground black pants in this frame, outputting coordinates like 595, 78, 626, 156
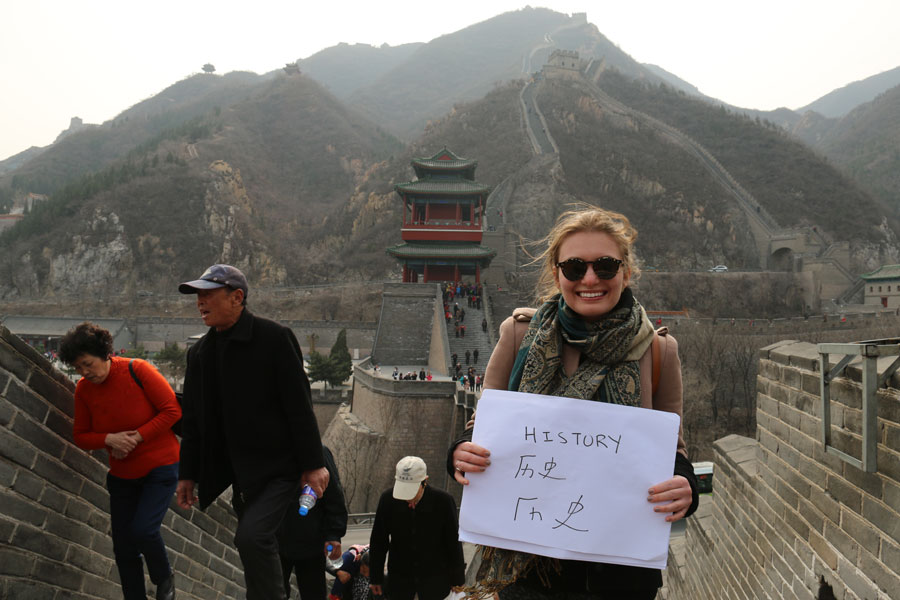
499, 585, 657, 600
107, 463, 178, 600
386, 575, 448, 600
497, 563, 659, 600
281, 554, 326, 599
232, 476, 303, 600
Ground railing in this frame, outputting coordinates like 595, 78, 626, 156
818, 339, 900, 472
837, 278, 866, 305
403, 220, 479, 228
347, 512, 376, 528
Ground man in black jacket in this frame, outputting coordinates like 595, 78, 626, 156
369, 457, 465, 600
175, 264, 329, 600
277, 446, 347, 599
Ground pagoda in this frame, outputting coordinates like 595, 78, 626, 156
387, 148, 496, 283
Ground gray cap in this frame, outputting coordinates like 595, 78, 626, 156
179, 264, 248, 296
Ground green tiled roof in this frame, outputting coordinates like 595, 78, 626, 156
386, 243, 496, 259
861, 265, 900, 280
395, 179, 490, 195
411, 148, 478, 180
412, 148, 475, 169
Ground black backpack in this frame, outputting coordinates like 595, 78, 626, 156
128, 359, 183, 436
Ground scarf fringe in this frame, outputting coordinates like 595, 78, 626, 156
461, 546, 562, 598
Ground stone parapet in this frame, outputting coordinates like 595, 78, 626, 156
669, 338, 900, 599
0, 325, 245, 599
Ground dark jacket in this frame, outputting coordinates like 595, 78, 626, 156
277, 446, 348, 560
179, 309, 325, 509
369, 486, 465, 597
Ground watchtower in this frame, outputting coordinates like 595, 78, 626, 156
386, 148, 496, 284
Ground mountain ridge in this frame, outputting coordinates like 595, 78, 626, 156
0, 9, 897, 304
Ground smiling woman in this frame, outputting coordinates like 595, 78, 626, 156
448, 205, 700, 599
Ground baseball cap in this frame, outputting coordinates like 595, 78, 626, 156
393, 456, 427, 500
179, 264, 248, 296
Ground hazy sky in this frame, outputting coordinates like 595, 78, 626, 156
2, 0, 898, 161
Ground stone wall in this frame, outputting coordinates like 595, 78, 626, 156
429, 287, 451, 376
371, 283, 437, 367
134, 316, 376, 356
2, 314, 376, 357
310, 387, 346, 437
323, 365, 459, 513
0, 325, 245, 599
668, 339, 900, 599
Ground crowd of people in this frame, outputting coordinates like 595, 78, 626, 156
391, 367, 432, 381
61, 264, 470, 600
443, 282, 487, 339
58, 204, 699, 600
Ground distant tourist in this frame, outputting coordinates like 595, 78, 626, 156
61, 322, 181, 600
329, 545, 371, 600
369, 457, 465, 600
277, 446, 347, 600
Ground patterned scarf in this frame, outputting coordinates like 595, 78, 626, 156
465, 288, 654, 598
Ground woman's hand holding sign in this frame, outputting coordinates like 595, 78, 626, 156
452, 441, 491, 485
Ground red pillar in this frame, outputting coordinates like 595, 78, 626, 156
425, 202, 430, 223
454, 264, 460, 282
424, 264, 429, 282
475, 265, 481, 285
402, 264, 409, 282
456, 202, 461, 224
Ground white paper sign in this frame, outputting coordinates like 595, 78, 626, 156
458, 389, 680, 569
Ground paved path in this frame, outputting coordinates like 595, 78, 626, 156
446, 299, 493, 381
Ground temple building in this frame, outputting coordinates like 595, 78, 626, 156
387, 148, 495, 283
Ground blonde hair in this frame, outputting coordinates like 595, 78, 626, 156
534, 205, 640, 302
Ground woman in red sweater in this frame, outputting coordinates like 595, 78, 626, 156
60, 323, 181, 600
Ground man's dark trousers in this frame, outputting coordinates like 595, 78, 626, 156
280, 554, 326, 599
232, 476, 303, 600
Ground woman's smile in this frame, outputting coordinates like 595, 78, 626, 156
555, 231, 630, 320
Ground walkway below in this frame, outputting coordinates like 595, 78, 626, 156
446, 297, 493, 382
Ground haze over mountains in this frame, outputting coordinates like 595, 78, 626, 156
0, 7, 898, 304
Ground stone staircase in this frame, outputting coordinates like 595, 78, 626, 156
446, 298, 493, 378
371, 283, 438, 367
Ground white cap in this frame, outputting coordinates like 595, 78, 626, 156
393, 456, 427, 500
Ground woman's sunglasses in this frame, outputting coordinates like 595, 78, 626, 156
556, 257, 623, 281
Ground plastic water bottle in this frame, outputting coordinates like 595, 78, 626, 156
298, 485, 317, 516
325, 544, 343, 570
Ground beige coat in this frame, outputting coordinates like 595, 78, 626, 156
482, 308, 688, 457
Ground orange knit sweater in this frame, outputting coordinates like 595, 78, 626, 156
72, 356, 181, 479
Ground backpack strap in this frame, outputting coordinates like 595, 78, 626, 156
651, 333, 661, 397
511, 307, 536, 351
128, 359, 144, 389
